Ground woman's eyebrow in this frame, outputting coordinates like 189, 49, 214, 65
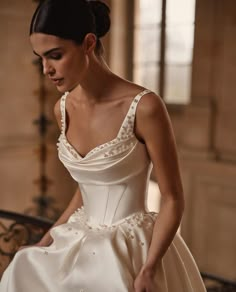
33, 47, 62, 57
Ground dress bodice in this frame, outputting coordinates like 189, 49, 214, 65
57, 89, 153, 226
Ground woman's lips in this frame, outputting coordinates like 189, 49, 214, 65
50, 78, 64, 85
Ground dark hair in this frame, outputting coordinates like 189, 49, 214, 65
30, 0, 110, 55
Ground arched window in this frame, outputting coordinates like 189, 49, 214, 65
133, 0, 196, 104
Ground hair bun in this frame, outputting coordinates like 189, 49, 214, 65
88, 1, 110, 38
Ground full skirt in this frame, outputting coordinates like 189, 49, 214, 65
0, 209, 206, 292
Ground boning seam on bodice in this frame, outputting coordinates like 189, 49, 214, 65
112, 184, 127, 223
102, 187, 110, 224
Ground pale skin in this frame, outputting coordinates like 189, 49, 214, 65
23, 32, 185, 292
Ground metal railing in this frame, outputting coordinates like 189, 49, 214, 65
0, 209, 53, 278
201, 272, 236, 292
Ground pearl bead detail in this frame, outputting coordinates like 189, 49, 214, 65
57, 90, 151, 160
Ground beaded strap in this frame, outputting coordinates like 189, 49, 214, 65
60, 89, 151, 137
60, 91, 69, 135
58, 89, 151, 159
116, 89, 151, 140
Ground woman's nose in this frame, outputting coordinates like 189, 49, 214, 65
42, 60, 55, 76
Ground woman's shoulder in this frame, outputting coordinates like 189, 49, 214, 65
120, 81, 164, 117
132, 86, 169, 131
137, 90, 165, 117
117, 79, 160, 102
113, 79, 165, 117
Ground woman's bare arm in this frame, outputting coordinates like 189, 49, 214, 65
135, 93, 185, 273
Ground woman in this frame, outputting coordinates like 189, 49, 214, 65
0, 0, 206, 291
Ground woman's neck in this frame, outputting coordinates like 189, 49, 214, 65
69, 56, 121, 103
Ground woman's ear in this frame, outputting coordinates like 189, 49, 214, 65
83, 33, 97, 54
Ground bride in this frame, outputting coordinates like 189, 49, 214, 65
0, 0, 206, 291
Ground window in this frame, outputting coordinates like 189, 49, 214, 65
133, 0, 196, 104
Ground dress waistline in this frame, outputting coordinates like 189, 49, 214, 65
68, 206, 158, 232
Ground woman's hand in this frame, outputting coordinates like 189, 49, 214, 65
18, 236, 53, 251
134, 266, 157, 292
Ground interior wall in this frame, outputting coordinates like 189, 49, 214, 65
179, 0, 236, 279
0, 1, 77, 216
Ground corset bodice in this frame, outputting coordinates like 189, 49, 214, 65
57, 89, 153, 225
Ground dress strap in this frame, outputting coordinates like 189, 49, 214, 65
128, 89, 151, 116
117, 89, 152, 139
60, 91, 69, 135
60, 89, 151, 138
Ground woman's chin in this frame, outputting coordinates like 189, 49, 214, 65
55, 82, 79, 93
56, 87, 66, 93
55, 84, 69, 93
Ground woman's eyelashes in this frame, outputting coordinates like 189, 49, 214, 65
37, 54, 62, 63
50, 53, 62, 60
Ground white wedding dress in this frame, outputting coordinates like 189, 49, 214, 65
0, 89, 206, 291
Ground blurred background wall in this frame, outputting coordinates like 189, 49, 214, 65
0, 0, 235, 281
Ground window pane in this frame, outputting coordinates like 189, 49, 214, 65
133, 0, 196, 104
165, 0, 196, 104
134, 64, 160, 92
165, 25, 195, 64
166, 0, 196, 24
134, 27, 161, 63
164, 65, 192, 104
135, 0, 162, 25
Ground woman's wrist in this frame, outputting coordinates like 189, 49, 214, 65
38, 232, 53, 246
142, 259, 162, 274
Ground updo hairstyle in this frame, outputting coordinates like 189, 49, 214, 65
30, 0, 110, 55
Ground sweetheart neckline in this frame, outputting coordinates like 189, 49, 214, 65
63, 109, 130, 159
60, 89, 150, 160
62, 132, 131, 160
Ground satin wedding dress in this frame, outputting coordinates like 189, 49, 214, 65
0, 89, 206, 291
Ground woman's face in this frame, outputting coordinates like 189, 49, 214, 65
30, 33, 88, 93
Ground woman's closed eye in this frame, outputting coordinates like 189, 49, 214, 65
49, 53, 62, 60
36, 54, 62, 64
